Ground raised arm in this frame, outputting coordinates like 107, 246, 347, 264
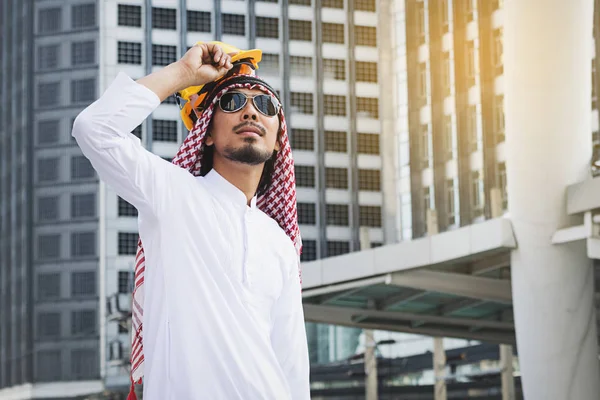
72, 43, 234, 215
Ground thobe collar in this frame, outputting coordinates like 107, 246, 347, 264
204, 169, 258, 209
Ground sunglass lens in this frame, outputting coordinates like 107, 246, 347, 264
220, 93, 247, 112
254, 95, 278, 116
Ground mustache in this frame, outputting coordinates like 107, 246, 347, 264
232, 121, 266, 136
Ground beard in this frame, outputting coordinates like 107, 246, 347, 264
223, 139, 273, 166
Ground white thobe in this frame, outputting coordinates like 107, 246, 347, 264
72, 72, 311, 400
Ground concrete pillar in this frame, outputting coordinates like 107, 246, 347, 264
499, 344, 515, 400
504, 1, 600, 399
360, 228, 378, 400
433, 337, 447, 400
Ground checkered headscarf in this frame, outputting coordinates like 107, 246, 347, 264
128, 75, 302, 395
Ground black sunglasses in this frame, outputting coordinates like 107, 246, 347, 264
219, 91, 281, 117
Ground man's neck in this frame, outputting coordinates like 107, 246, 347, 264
212, 159, 263, 205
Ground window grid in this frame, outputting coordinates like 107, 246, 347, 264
323, 0, 344, 8
118, 4, 142, 27
355, 0, 376, 12
72, 41, 95, 65
37, 273, 61, 299
447, 179, 456, 225
300, 240, 317, 261
295, 165, 315, 187
71, 4, 96, 29
118, 41, 142, 65
290, 56, 313, 77
324, 95, 347, 116
38, 120, 60, 145
323, 58, 345, 80
38, 44, 60, 70
357, 133, 379, 155
71, 231, 96, 257
37, 351, 62, 382
38, 312, 61, 338
38, 157, 59, 182
118, 271, 135, 294
290, 92, 313, 114
322, 23, 345, 44
356, 61, 377, 83
222, 14, 245, 36
357, 97, 379, 119
297, 203, 316, 225
38, 196, 59, 221
289, 20, 312, 41
153, 119, 178, 142
38, 8, 62, 34
188, 10, 211, 32
71, 78, 96, 103
327, 241, 350, 257
71, 310, 96, 335
358, 169, 381, 191
355, 26, 377, 47
260, 53, 279, 74
152, 44, 177, 66
71, 193, 96, 218
324, 131, 347, 152
152, 7, 177, 30
118, 232, 138, 255
118, 197, 138, 217
256, 17, 279, 39
38, 82, 60, 108
471, 170, 484, 219
325, 167, 348, 189
71, 349, 98, 380
132, 125, 142, 139
38, 234, 61, 259
71, 156, 95, 180
359, 205, 382, 227
71, 271, 96, 297
326, 204, 349, 226
291, 129, 314, 151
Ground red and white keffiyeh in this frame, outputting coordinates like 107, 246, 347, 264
127, 75, 302, 397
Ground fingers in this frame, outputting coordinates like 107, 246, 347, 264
205, 43, 233, 70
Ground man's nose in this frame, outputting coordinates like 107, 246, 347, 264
242, 100, 259, 120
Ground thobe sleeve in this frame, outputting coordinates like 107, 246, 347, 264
271, 262, 311, 400
72, 71, 174, 216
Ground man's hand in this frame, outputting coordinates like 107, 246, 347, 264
136, 43, 235, 103
177, 43, 235, 88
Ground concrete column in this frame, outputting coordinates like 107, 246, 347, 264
433, 337, 447, 400
499, 344, 515, 400
360, 228, 378, 400
504, 1, 600, 399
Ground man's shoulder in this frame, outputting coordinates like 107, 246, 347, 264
255, 210, 296, 252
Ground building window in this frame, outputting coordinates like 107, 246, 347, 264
256, 16, 279, 38
356, 61, 377, 83
260, 53, 279, 74
423, 186, 431, 221
188, 10, 211, 32
38, 82, 61, 108
37, 351, 62, 382
71, 4, 96, 29
357, 97, 378, 119
466, 41, 477, 87
290, 92, 313, 114
71, 310, 96, 335
416, 1, 426, 45
493, 95, 505, 143
444, 115, 454, 159
467, 105, 478, 152
118, 271, 134, 294
118, 232, 138, 255
38, 157, 59, 182
291, 0, 311, 5
71, 155, 95, 180
222, 14, 245, 36
71, 349, 98, 380
326, 204, 349, 226
359, 205, 382, 227
466, 0, 475, 23
498, 162, 507, 210
358, 169, 380, 191
355, 0, 376, 12
357, 133, 379, 155
324, 95, 347, 116
323, 0, 343, 8
38, 234, 61, 259
153, 119, 178, 142
132, 125, 142, 139
322, 23, 344, 44
301, 240, 317, 261
71, 271, 96, 297
325, 167, 348, 189
447, 179, 456, 226
327, 241, 350, 256
323, 59, 345, 80
289, 20, 312, 41
421, 124, 430, 168
355, 26, 377, 47
295, 165, 315, 187
442, 52, 451, 97
71, 78, 96, 103
441, 0, 449, 33
291, 129, 314, 151
152, 7, 176, 30
117, 41, 142, 64
71, 193, 96, 218
290, 56, 313, 77
118, 197, 138, 217
493, 28, 503, 75
38, 8, 62, 33
72, 41, 95, 65
38, 44, 60, 70
71, 232, 96, 257
417, 62, 427, 103
297, 203, 316, 225
118, 4, 142, 27
37, 273, 61, 299
325, 131, 347, 152
152, 44, 177, 66
38, 312, 61, 338
471, 170, 484, 219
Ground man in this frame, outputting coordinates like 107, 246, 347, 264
72, 42, 310, 399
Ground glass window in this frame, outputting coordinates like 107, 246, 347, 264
118, 4, 142, 27
38, 234, 61, 259
71, 271, 96, 296
188, 10, 211, 32
71, 155, 95, 180
118, 232, 138, 255
359, 205, 382, 227
71, 310, 96, 335
71, 193, 96, 218
153, 119, 178, 142
325, 167, 348, 189
291, 129, 314, 151
118, 41, 142, 65
290, 56, 312, 77
300, 239, 317, 261
37, 312, 61, 338
295, 165, 315, 187
355, 0, 376, 12
71, 4, 96, 29
358, 169, 380, 191
152, 44, 177, 66
356, 61, 377, 83
357, 133, 379, 155
324, 131, 347, 152
297, 203, 316, 225
471, 170, 484, 219
447, 179, 456, 226
38, 82, 61, 108
37, 351, 62, 382
326, 204, 349, 226
260, 53, 279, 74
222, 14, 245, 36
256, 16, 279, 39
327, 241, 350, 256
38, 196, 59, 221
71, 349, 98, 380
357, 97, 379, 119
355, 26, 376, 47
71, 231, 96, 257
290, 92, 313, 114
152, 7, 177, 30
118, 271, 134, 294
324, 96, 346, 116
289, 20, 312, 41
38, 8, 62, 33
323, 0, 343, 8
71, 78, 96, 103
38, 44, 60, 69
118, 196, 138, 217
38, 157, 59, 182
323, 59, 345, 80
322, 23, 344, 44
38, 273, 61, 299
72, 41, 95, 65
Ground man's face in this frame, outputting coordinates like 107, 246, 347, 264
205, 87, 280, 166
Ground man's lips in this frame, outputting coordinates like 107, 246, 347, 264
237, 130, 262, 138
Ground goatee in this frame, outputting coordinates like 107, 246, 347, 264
223, 141, 273, 166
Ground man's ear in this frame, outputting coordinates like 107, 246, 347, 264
205, 132, 214, 146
